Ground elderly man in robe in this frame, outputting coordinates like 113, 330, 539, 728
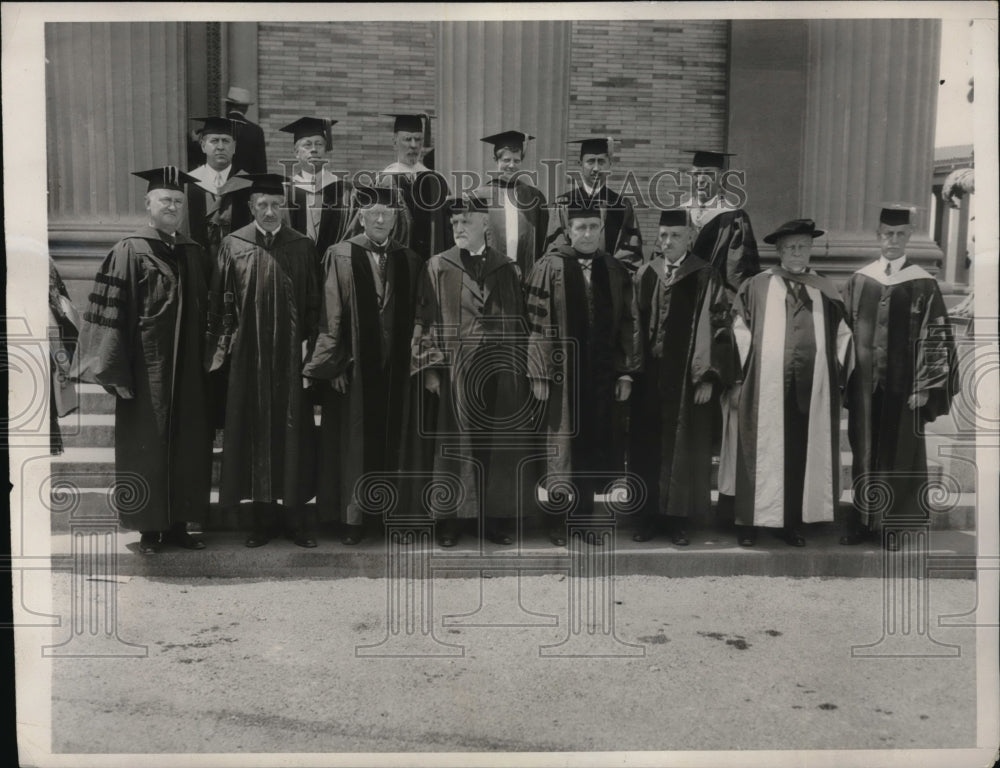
840, 205, 958, 550
206, 173, 321, 549
77, 166, 212, 554
733, 219, 850, 547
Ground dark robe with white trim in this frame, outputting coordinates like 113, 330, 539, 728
477, 178, 549, 280
842, 260, 958, 529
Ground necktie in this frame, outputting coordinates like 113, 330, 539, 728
665, 262, 678, 280
377, 250, 387, 281
214, 172, 224, 192
264, 232, 274, 250
884, 261, 892, 276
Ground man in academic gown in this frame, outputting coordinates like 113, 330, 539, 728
545, 137, 644, 273
684, 149, 762, 529
840, 205, 958, 550
630, 209, 735, 545
733, 219, 850, 547
77, 166, 212, 554
475, 130, 549, 280
205, 173, 321, 549
49, 259, 80, 456
526, 202, 642, 546
411, 193, 531, 548
225, 86, 268, 175
302, 186, 421, 545
186, 116, 253, 268
281, 116, 354, 263
374, 113, 453, 261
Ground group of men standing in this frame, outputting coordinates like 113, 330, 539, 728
74, 100, 958, 555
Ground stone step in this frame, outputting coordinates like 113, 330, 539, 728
47, 528, 977, 580
45, 486, 976, 533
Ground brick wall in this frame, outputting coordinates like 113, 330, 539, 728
257, 22, 437, 178
568, 20, 730, 253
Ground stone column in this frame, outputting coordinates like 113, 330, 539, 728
800, 19, 943, 279
437, 21, 570, 195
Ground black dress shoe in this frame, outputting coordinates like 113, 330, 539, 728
294, 535, 318, 548
671, 529, 690, 547
548, 529, 567, 547
738, 533, 756, 547
632, 527, 655, 543
585, 532, 604, 547
786, 534, 807, 547
839, 531, 867, 545
486, 529, 514, 546
883, 536, 901, 552
438, 534, 459, 548
138, 533, 160, 555
244, 532, 270, 548
163, 530, 206, 550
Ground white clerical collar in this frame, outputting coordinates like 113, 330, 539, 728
468, 244, 486, 257
664, 253, 687, 269
879, 255, 906, 275
294, 167, 338, 187
255, 222, 281, 237
367, 237, 390, 251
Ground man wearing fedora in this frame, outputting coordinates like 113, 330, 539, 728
732, 219, 850, 547
225, 85, 268, 174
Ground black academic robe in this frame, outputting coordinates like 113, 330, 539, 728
631, 254, 734, 521
477, 178, 549, 279
377, 170, 454, 261
49, 260, 80, 455
525, 245, 643, 508
545, 183, 644, 272
842, 260, 958, 529
185, 168, 253, 269
76, 227, 212, 531
205, 223, 321, 508
690, 208, 761, 291
287, 176, 355, 267
734, 268, 846, 528
410, 246, 531, 519
302, 235, 421, 525
230, 113, 268, 175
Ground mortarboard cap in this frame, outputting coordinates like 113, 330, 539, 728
878, 203, 918, 226
569, 137, 614, 158
280, 117, 337, 145
763, 218, 825, 245
481, 130, 535, 153
354, 185, 400, 208
132, 166, 197, 193
448, 193, 490, 215
658, 209, 691, 227
242, 173, 287, 196
191, 116, 241, 137
385, 113, 428, 133
686, 149, 735, 169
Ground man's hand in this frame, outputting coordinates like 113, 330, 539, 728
908, 391, 929, 410
104, 385, 134, 400
425, 369, 441, 396
615, 376, 632, 402
531, 378, 550, 402
332, 374, 349, 395
693, 380, 713, 405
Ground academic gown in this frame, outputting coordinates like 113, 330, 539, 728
376, 165, 454, 261
76, 227, 212, 531
302, 235, 422, 525
287, 172, 354, 267
525, 245, 643, 507
185, 166, 253, 271
205, 223, 321, 509
734, 267, 847, 528
631, 253, 735, 522
545, 183, 644, 272
476, 178, 549, 279
842, 260, 958, 529
49, 260, 80, 455
229, 113, 268, 175
410, 245, 531, 520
